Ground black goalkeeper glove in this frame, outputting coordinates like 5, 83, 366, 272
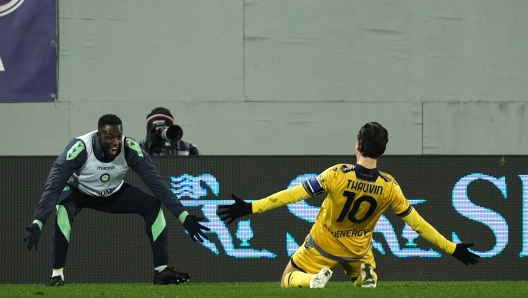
23, 223, 41, 251
182, 215, 210, 243
452, 243, 480, 265
217, 193, 253, 225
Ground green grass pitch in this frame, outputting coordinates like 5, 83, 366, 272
2, 281, 528, 298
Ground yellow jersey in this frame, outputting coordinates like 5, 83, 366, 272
252, 163, 456, 260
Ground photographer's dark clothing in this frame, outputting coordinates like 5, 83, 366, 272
142, 107, 199, 156
139, 139, 199, 156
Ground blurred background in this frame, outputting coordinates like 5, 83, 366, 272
1, 0, 527, 156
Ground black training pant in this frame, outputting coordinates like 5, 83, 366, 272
51, 183, 169, 269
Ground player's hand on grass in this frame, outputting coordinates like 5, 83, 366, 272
452, 243, 480, 265
217, 193, 253, 225
182, 215, 210, 243
23, 223, 41, 251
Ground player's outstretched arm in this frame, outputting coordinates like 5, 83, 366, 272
217, 194, 253, 225
218, 185, 313, 224
452, 243, 480, 266
401, 208, 480, 266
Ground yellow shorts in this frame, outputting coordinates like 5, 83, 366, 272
291, 238, 376, 280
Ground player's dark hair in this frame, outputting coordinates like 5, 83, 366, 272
98, 114, 122, 128
357, 122, 388, 159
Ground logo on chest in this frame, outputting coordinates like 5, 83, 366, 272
97, 166, 115, 170
100, 173, 110, 182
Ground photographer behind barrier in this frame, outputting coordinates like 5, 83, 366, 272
139, 107, 200, 156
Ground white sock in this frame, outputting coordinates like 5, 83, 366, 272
52, 269, 64, 280
155, 265, 167, 272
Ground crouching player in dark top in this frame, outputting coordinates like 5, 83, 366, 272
23, 114, 210, 286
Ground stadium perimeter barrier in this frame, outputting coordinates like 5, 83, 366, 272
2, 155, 527, 283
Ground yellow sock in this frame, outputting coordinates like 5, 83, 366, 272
283, 271, 312, 288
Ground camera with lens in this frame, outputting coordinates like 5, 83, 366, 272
147, 122, 183, 148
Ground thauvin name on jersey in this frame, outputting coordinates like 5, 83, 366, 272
346, 180, 383, 195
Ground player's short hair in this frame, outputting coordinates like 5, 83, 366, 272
98, 114, 122, 129
357, 122, 388, 159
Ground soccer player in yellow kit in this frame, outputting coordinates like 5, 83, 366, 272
218, 122, 480, 288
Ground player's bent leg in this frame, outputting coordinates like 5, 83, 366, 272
50, 198, 78, 286
146, 209, 171, 271
282, 264, 333, 289
142, 205, 188, 285
281, 260, 311, 288
281, 240, 336, 288
354, 262, 377, 288
97, 184, 188, 285
342, 248, 378, 288
52, 205, 72, 269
